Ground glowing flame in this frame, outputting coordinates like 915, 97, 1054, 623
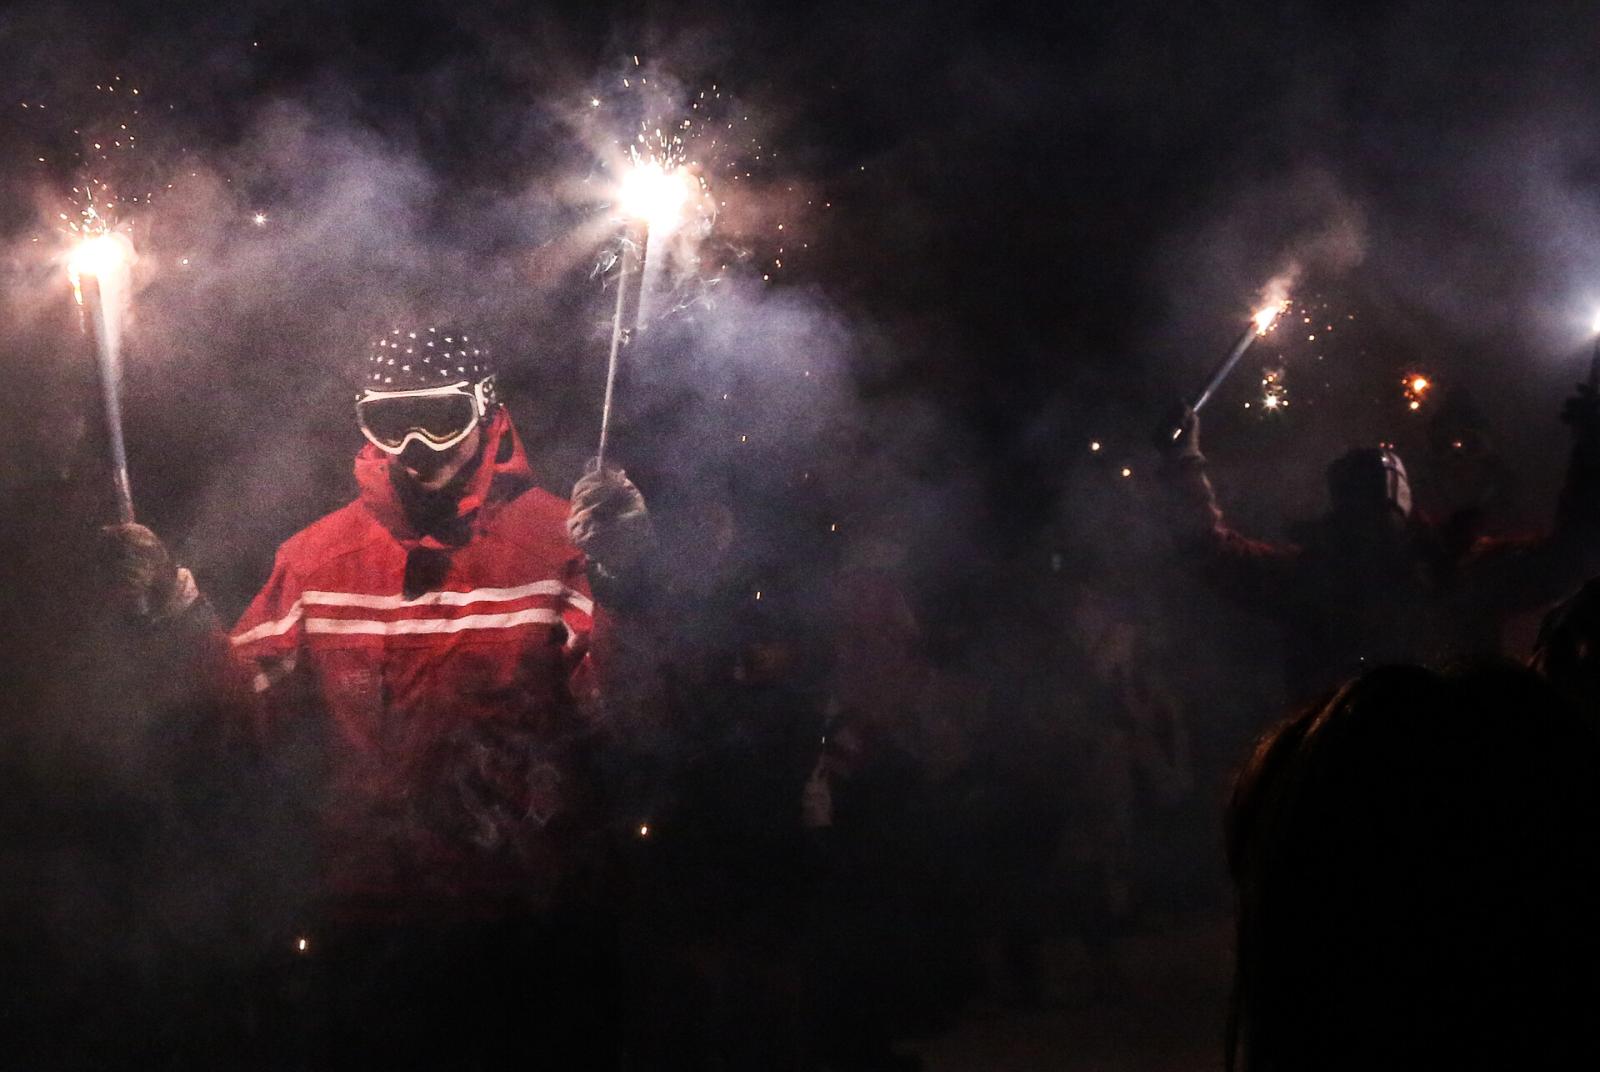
1253, 302, 1285, 335
618, 160, 694, 230
66, 232, 134, 305
68, 232, 130, 282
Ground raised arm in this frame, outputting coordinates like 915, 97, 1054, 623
1458, 384, 1600, 616
1153, 403, 1302, 615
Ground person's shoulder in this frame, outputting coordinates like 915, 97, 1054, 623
277, 498, 385, 565
493, 484, 577, 551
502, 483, 573, 525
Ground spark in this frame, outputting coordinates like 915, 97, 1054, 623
638, 824, 650, 838
1089, 440, 1102, 452
1259, 367, 1288, 411
295, 937, 309, 954
1120, 467, 1133, 478
1402, 373, 1433, 411
251, 211, 268, 226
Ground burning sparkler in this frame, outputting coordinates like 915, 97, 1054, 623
595, 131, 710, 467
67, 222, 137, 524
1170, 293, 1288, 441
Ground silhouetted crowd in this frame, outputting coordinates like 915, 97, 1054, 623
7, 347, 1600, 1072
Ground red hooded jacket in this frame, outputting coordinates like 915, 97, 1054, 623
229, 409, 603, 921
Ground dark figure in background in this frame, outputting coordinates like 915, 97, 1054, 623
1530, 576, 1600, 713
613, 485, 832, 1072
0, 341, 254, 1068
1225, 663, 1600, 1070
107, 326, 652, 1069
1154, 388, 1600, 702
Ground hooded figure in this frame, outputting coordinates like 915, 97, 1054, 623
106, 324, 653, 1067
1155, 388, 1600, 703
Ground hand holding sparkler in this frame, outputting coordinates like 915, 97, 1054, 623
568, 465, 654, 585
98, 523, 199, 621
1154, 401, 1201, 460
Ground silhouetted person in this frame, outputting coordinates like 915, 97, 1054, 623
1226, 663, 1600, 1071
1155, 386, 1600, 702
1530, 577, 1600, 715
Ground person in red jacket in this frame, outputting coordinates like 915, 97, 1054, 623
110, 325, 652, 1068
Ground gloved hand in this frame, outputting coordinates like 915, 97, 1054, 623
1562, 382, 1600, 463
567, 464, 654, 577
1154, 400, 1201, 459
98, 523, 199, 620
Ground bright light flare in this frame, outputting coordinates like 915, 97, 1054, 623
1590, 310, 1600, 335
66, 232, 135, 305
618, 161, 694, 230
67, 232, 132, 284
1259, 367, 1288, 411
1253, 301, 1285, 335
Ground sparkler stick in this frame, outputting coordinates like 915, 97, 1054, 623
1587, 312, 1600, 390
595, 158, 693, 467
596, 233, 639, 470
68, 232, 137, 523
1170, 302, 1285, 442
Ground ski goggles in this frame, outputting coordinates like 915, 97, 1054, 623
356, 379, 495, 454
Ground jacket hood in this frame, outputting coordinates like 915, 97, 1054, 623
354, 406, 535, 549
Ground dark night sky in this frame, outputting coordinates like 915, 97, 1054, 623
8, 0, 1600, 611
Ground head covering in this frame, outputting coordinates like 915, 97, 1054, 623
1326, 446, 1413, 519
362, 326, 494, 393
